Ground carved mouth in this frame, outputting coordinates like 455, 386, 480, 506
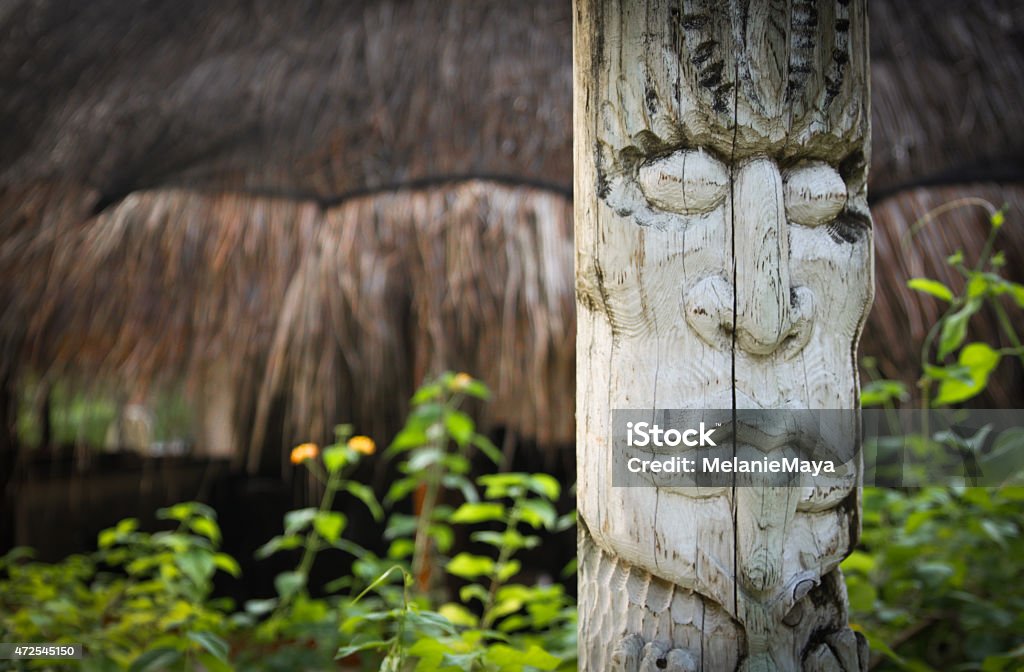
712, 414, 825, 455
628, 406, 859, 505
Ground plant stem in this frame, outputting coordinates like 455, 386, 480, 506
973, 223, 1000, 274
412, 460, 441, 591
297, 468, 341, 580
991, 299, 1024, 369
480, 506, 522, 631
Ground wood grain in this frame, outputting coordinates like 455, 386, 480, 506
575, 0, 872, 668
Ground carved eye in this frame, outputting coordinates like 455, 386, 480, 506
783, 163, 847, 226
638, 149, 729, 215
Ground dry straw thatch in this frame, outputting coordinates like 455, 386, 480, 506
1, 0, 1022, 469
1, 179, 573, 470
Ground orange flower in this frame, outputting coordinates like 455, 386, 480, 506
451, 372, 473, 391
290, 443, 319, 464
348, 435, 376, 455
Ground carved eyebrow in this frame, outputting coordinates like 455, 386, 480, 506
637, 149, 729, 215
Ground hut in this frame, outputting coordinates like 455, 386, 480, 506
1, 1, 1022, 552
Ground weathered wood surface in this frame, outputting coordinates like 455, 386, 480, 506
575, 0, 873, 669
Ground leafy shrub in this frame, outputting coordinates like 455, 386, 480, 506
0, 373, 575, 671
0, 501, 237, 671
850, 205, 1024, 671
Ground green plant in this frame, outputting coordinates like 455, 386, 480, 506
340, 472, 576, 671
851, 204, 1024, 671
844, 486, 1024, 671
1, 373, 576, 671
0, 502, 238, 671
905, 206, 1024, 407
337, 373, 577, 671
383, 371, 501, 591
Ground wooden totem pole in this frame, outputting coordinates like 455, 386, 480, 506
575, 0, 872, 670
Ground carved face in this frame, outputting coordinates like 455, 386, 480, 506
574, 0, 872, 657
581, 135, 872, 613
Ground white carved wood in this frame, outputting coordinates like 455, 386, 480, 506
575, 0, 873, 669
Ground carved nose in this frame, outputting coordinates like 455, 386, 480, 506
733, 159, 812, 356
683, 159, 814, 357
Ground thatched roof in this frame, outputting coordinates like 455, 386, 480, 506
869, 0, 1024, 195
0, 1, 572, 201
4, 1, 1021, 200
1, 180, 574, 467
2, 0, 1022, 468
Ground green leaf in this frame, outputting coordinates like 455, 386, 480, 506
158, 501, 216, 522
518, 499, 557, 529
189, 517, 221, 544
472, 434, 504, 465
496, 559, 521, 583
343, 481, 385, 521
445, 410, 475, 447
284, 507, 318, 535
485, 645, 560, 671
461, 379, 491, 400
430, 523, 455, 553
254, 534, 303, 559
934, 342, 1001, 406
337, 640, 391, 659
980, 429, 1024, 484
158, 503, 194, 522
411, 382, 444, 405
117, 517, 140, 534
98, 528, 118, 549
384, 513, 418, 540
966, 273, 989, 299
1008, 282, 1024, 308
460, 584, 489, 604
479, 473, 531, 499
197, 652, 234, 672
213, 553, 241, 578
451, 502, 506, 524
176, 549, 216, 586
99, 518, 138, 548
841, 550, 876, 575
187, 631, 229, 662
471, 530, 538, 552
412, 638, 467, 671
406, 447, 445, 472
313, 511, 347, 544
385, 477, 421, 506
275, 570, 305, 599
845, 575, 878, 612
390, 425, 429, 451
938, 299, 981, 359
129, 648, 182, 672
387, 538, 415, 559
439, 603, 479, 627
442, 473, 480, 503
405, 609, 461, 636
861, 380, 909, 407
440, 452, 471, 475
322, 446, 348, 473
908, 278, 954, 302
924, 363, 973, 384
447, 553, 495, 580
527, 474, 562, 501
244, 598, 278, 615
